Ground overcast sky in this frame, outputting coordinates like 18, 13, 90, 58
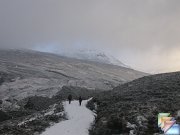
0, 0, 180, 73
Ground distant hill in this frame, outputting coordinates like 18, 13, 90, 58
0, 49, 147, 100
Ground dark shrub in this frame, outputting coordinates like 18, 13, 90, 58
0, 110, 11, 122
24, 96, 54, 111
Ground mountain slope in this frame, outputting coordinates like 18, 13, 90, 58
0, 49, 147, 100
89, 71, 180, 135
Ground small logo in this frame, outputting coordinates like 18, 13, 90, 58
158, 113, 180, 135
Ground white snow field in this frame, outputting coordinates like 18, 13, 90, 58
41, 99, 95, 135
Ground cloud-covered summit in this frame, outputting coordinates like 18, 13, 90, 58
0, 0, 180, 73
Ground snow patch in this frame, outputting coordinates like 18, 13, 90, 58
41, 99, 95, 135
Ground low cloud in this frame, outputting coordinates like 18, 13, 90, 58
0, 0, 180, 73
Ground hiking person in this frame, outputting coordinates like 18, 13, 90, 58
68, 94, 72, 104
79, 96, 82, 106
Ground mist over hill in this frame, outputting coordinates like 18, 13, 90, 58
0, 49, 147, 100
58, 49, 130, 68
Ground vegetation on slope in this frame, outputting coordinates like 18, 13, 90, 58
89, 72, 180, 135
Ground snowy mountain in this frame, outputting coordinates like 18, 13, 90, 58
60, 50, 130, 68
0, 49, 147, 100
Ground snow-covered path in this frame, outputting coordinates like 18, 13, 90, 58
41, 99, 94, 135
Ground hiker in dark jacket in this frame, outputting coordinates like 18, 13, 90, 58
68, 94, 72, 104
79, 96, 82, 106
